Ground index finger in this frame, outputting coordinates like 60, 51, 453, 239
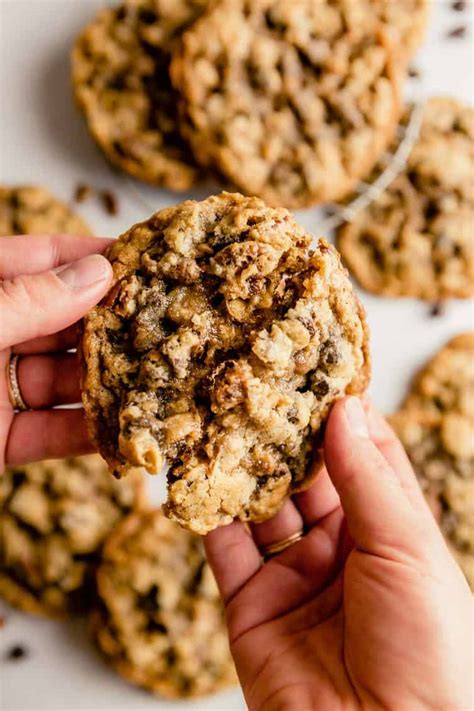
0, 234, 114, 279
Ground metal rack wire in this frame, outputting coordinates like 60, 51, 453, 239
317, 102, 424, 234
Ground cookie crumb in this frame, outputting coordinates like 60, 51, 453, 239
408, 66, 421, 78
452, 1, 466, 11
447, 25, 467, 38
100, 190, 119, 216
74, 183, 92, 203
5, 645, 27, 661
429, 302, 445, 318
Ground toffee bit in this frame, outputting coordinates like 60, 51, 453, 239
74, 183, 92, 203
100, 189, 119, 216
5, 645, 27, 661
447, 25, 467, 38
429, 302, 446, 318
452, 0, 466, 11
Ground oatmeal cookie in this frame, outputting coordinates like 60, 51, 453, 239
375, 0, 429, 63
0, 185, 91, 236
337, 98, 474, 299
91, 509, 236, 698
82, 192, 369, 534
170, 0, 400, 208
391, 334, 474, 589
72, 0, 208, 191
0, 455, 143, 617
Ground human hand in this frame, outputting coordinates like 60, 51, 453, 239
0, 233, 113, 472
205, 397, 472, 710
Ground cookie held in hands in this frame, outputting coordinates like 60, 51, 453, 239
82, 192, 370, 534
91, 509, 236, 698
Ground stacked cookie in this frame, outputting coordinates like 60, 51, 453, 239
391, 335, 474, 590
72, 0, 429, 208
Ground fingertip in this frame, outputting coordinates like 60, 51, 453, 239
55, 254, 113, 291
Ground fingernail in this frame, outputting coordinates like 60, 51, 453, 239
55, 255, 110, 289
345, 397, 369, 438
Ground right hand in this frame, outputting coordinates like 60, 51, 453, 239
205, 398, 472, 710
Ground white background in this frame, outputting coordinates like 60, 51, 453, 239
0, 1, 473, 709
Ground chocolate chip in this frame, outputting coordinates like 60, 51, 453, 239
408, 66, 421, 78
447, 25, 467, 38
429, 302, 445, 318
100, 190, 119, 216
74, 183, 92, 203
452, 0, 466, 10
5, 645, 27, 661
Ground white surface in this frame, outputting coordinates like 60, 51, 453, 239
0, 1, 473, 709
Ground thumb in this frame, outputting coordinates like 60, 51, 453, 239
324, 397, 419, 556
0, 255, 113, 349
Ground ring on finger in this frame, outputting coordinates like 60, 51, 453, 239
259, 529, 305, 560
5, 354, 29, 412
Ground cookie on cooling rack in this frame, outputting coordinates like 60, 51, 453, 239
0, 455, 143, 617
391, 334, 474, 589
81, 192, 370, 534
337, 97, 474, 300
0, 185, 91, 236
72, 0, 208, 191
91, 509, 236, 698
170, 0, 401, 208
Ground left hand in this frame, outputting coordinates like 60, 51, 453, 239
0, 233, 113, 473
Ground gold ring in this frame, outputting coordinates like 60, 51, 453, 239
5, 354, 28, 412
260, 530, 305, 559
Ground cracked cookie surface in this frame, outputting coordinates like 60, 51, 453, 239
72, 0, 208, 191
91, 509, 236, 698
0, 455, 143, 617
391, 334, 474, 589
0, 185, 91, 236
337, 98, 474, 299
82, 192, 369, 534
171, 0, 400, 208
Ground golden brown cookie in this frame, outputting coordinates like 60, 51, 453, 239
391, 334, 474, 589
91, 509, 236, 698
337, 98, 474, 300
0, 185, 91, 236
171, 0, 401, 208
81, 192, 370, 534
72, 0, 208, 191
375, 0, 429, 63
0, 455, 143, 617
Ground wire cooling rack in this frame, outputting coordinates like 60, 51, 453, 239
121, 101, 425, 232
317, 102, 424, 234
